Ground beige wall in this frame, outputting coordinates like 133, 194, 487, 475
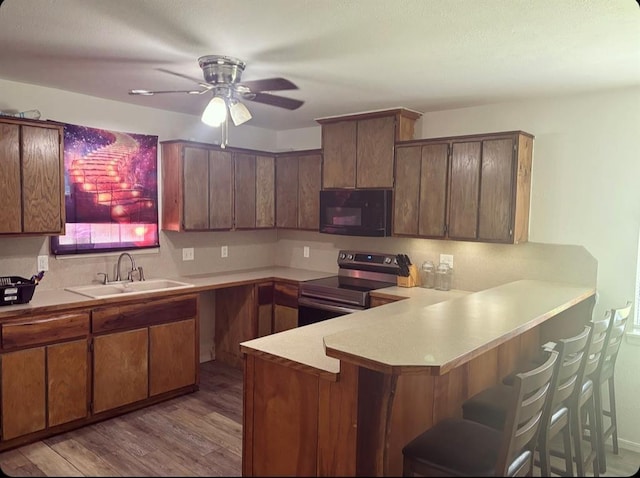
1, 78, 638, 448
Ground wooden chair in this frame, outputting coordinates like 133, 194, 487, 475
590, 301, 632, 473
402, 350, 558, 477
461, 325, 591, 476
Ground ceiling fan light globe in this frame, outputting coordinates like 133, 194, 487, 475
229, 101, 252, 126
201, 96, 227, 127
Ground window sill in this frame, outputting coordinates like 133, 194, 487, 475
625, 329, 640, 346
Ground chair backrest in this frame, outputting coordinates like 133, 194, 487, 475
549, 325, 592, 410
496, 349, 559, 476
577, 316, 611, 390
598, 301, 632, 380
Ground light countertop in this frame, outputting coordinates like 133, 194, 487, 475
241, 280, 595, 377
0, 266, 334, 319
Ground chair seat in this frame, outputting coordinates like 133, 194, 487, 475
462, 384, 511, 429
403, 418, 505, 476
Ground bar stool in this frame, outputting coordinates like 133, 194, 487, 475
591, 301, 632, 473
461, 325, 591, 476
402, 350, 558, 477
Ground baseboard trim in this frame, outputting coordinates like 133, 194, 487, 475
619, 438, 640, 454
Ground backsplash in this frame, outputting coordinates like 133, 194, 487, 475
0, 229, 596, 293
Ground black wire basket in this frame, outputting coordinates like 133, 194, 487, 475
0, 276, 38, 306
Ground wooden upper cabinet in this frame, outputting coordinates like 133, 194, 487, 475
297, 153, 322, 230
276, 155, 298, 229
208, 150, 234, 229
356, 116, 396, 188
393, 131, 533, 244
318, 109, 421, 189
321, 121, 356, 189
162, 141, 233, 231
235, 153, 275, 229
276, 151, 321, 230
393, 143, 449, 237
448, 141, 482, 240
162, 141, 274, 231
0, 118, 64, 235
255, 155, 275, 228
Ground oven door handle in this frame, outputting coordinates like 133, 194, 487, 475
298, 297, 363, 315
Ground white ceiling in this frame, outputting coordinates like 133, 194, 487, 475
0, 0, 638, 131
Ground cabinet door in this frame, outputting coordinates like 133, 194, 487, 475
209, 150, 234, 229
22, 125, 63, 233
276, 155, 299, 228
418, 143, 449, 238
478, 138, 515, 242
1, 347, 46, 440
149, 319, 197, 396
234, 153, 256, 229
256, 155, 275, 228
393, 146, 421, 235
322, 121, 356, 189
448, 141, 481, 240
47, 339, 89, 427
298, 154, 322, 230
0, 122, 22, 233
356, 116, 395, 188
93, 328, 148, 413
183, 146, 210, 230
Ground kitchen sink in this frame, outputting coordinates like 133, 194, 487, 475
65, 279, 194, 299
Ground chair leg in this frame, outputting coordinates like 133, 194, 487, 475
608, 376, 619, 455
587, 397, 601, 478
561, 424, 574, 476
593, 381, 606, 474
571, 406, 586, 477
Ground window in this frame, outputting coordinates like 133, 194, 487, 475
50, 123, 159, 255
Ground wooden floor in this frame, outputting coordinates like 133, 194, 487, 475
0, 360, 638, 477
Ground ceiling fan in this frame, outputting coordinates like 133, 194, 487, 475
129, 55, 304, 129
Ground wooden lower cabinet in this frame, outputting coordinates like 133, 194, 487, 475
93, 328, 149, 413
1, 339, 89, 440
149, 318, 197, 396
273, 281, 299, 333
215, 285, 256, 368
0, 294, 199, 449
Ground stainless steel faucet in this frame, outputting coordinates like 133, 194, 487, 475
115, 252, 136, 282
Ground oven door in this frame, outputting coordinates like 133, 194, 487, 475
297, 296, 364, 327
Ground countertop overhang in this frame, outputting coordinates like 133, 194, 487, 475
241, 279, 595, 378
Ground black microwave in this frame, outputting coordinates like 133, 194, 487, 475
319, 189, 392, 237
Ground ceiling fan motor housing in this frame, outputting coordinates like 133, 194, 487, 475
198, 55, 246, 85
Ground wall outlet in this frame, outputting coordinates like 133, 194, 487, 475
37, 255, 49, 272
182, 247, 194, 261
221, 245, 228, 258
303, 246, 310, 258
439, 253, 454, 269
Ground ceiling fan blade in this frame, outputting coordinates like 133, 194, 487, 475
246, 92, 304, 110
157, 68, 211, 88
129, 88, 209, 95
239, 77, 298, 92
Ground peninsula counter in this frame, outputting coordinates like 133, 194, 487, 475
240, 279, 595, 476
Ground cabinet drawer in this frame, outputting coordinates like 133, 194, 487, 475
1, 312, 90, 350
92, 295, 198, 334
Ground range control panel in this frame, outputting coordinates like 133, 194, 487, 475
337, 250, 400, 273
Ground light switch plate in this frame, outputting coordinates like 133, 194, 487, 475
221, 245, 228, 258
439, 254, 454, 269
182, 248, 194, 261
303, 246, 310, 258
